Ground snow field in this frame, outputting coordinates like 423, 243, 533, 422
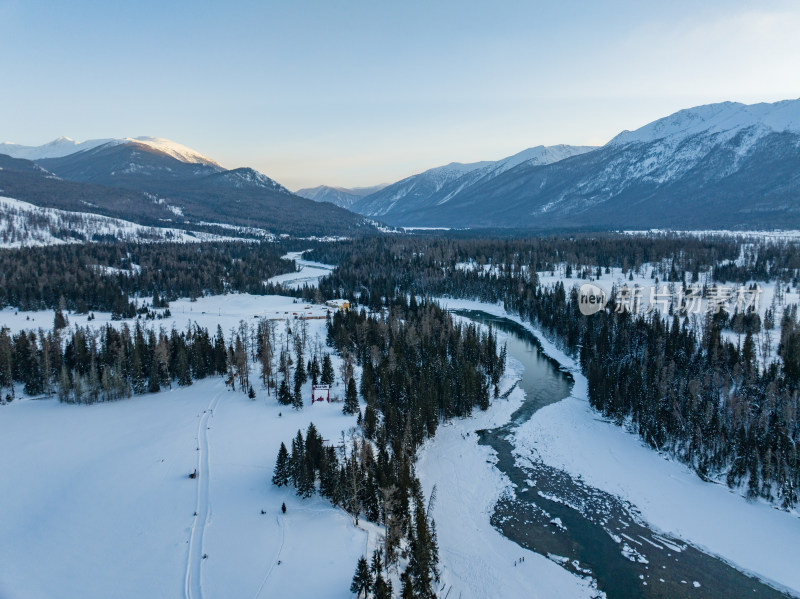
0, 298, 372, 599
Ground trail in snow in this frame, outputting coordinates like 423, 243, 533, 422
251, 513, 286, 599
185, 392, 222, 599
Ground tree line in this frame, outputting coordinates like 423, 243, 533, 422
0, 240, 294, 314
297, 233, 800, 508
273, 297, 503, 597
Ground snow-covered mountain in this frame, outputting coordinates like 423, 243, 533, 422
609, 99, 800, 146
366, 98, 800, 229
0, 136, 220, 166
1, 144, 373, 237
0, 137, 113, 160
295, 184, 388, 209
351, 144, 596, 219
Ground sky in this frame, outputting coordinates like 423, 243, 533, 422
1, 0, 800, 190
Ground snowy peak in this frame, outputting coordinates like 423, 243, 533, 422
609, 98, 800, 146
0, 137, 114, 160
0, 136, 220, 167
118, 137, 221, 167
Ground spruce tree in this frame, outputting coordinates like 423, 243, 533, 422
321, 354, 335, 386
297, 459, 315, 498
278, 380, 292, 405
292, 384, 304, 410
350, 556, 372, 598
343, 377, 359, 415
53, 309, 68, 330
272, 442, 290, 487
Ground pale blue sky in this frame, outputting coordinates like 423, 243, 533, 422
1, 0, 799, 189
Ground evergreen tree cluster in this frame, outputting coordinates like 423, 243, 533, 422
0, 240, 293, 313
0, 321, 234, 403
273, 299, 499, 596
274, 423, 440, 597
298, 234, 800, 508
326, 298, 503, 450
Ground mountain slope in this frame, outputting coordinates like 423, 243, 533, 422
0, 153, 180, 226
33, 140, 370, 237
369, 99, 800, 229
0, 196, 246, 248
295, 184, 387, 209
351, 145, 596, 219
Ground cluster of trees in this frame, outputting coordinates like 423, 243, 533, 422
274, 298, 500, 597
0, 321, 231, 403
298, 234, 800, 508
273, 421, 440, 597
326, 297, 504, 447
0, 315, 311, 404
0, 241, 294, 313
273, 326, 336, 411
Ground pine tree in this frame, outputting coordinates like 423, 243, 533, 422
374, 574, 392, 599
408, 497, 438, 597
53, 309, 68, 330
310, 354, 320, 385
321, 354, 335, 386
297, 459, 315, 498
350, 556, 372, 598
400, 571, 414, 599
272, 442, 290, 487
363, 404, 377, 439
343, 377, 359, 415
292, 384, 304, 410
278, 380, 292, 405
290, 430, 305, 487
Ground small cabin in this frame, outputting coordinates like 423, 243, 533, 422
312, 384, 330, 404
326, 299, 350, 312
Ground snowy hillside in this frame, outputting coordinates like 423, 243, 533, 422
610, 98, 800, 146
386, 98, 800, 229
0, 136, 220, 167
204, 167, 290, 193
352, 144, 595, 218
0, 196, 243, 247
118, 136, 221, 166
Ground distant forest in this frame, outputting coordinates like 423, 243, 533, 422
0, 241, 296, 315
297, 234, 800, 508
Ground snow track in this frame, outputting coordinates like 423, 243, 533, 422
251, 513, 286, 599
185, 392, 222, 599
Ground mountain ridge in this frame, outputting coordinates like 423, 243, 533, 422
350, 98, 800, 229
351, 144, 597, 219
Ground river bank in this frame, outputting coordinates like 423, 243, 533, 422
425, 298, 800, 598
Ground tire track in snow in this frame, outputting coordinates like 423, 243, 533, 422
251, 512, 286, 599
184, 392, 222, 599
